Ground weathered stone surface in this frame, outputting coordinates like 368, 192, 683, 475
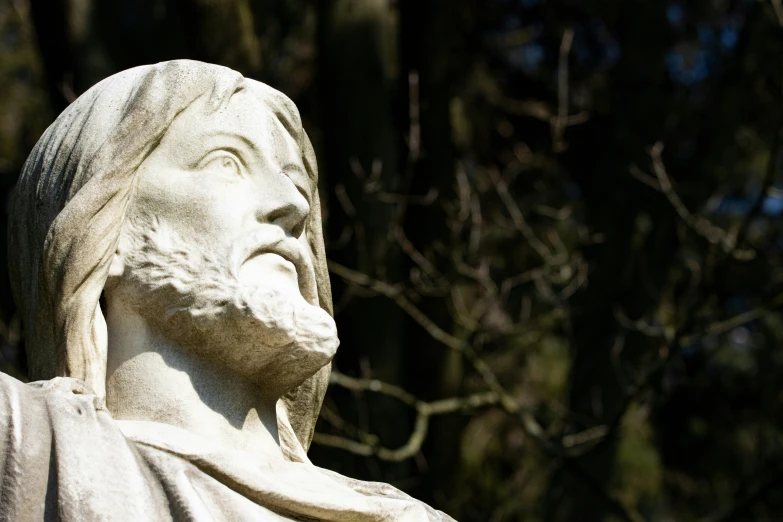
2, 60, 453, 521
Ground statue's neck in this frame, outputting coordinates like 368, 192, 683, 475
104, 299, 282, 460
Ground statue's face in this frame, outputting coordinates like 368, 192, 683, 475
133, 87, 314, 299
108, 85, 337, 395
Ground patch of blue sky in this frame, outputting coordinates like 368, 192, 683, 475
762, 193, 783, 216
666, 48, 710, 85
604, 40, 621, 65
720, 26, 739, 49
666, 4, 684, 25
712, 194, 783, 216
713, 196, 751, 215
588, 18, 621, 68
507, 42, 545, 74
697, 25, 715, 47
712, 190, 783, 217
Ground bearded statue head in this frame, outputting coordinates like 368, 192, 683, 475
8, 59, 337, 459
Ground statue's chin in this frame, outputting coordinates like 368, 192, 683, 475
136, 285, 338, 397
243, 298, 339, 395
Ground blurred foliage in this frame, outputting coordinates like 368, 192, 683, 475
2, 0, 783, 521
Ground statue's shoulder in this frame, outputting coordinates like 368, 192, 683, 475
0, 373, 103, 417
0, 374, 170, 520
0, 370, 34, 395
0, 373, 108, 462
0, 370, 28, 396
0, 373, 62, 520
0, 372, 53, 427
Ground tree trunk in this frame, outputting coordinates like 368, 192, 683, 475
314, 0, 411, 481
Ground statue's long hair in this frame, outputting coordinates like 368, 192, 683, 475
8, 60, 332, 459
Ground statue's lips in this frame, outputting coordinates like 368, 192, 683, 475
242, 235, 319, 307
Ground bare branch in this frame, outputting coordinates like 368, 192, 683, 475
375, 188, 438, 205
315, 371, 500, 461
501, 98, 553, 122
680, 291, 783, 345
729, 114, 781, 258
634, 142, 756, 260
455, 163, 472, 226
487, 168, 553, 261
365, 158, 383, 193
408, 71, 421, 162
649, 142, 728, 245
500, 268, 542, 298
614, 307, 669, 339
330, 371, 419, 407
394, 227, 440, 280
334, 184, 356, 217
532, 203, 573, 221
329, 260, 467, 353
553, 28, 575, 152
328, 260, 610, 458
629, 163, 663, 191
615, 291, 783, 347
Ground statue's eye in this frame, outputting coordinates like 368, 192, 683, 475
199, 151, 242, 177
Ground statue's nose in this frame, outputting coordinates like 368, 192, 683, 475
254, 174, 309, 238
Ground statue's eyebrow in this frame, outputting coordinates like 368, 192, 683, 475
205, 130, 262, 166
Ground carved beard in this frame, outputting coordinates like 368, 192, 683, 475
112, 218, 338, 394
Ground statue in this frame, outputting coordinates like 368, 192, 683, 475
1, 60, 453, 521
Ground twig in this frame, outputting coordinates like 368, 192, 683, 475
375, 188, 438, 205
487, 168, 553, 261
328, 260, 466, 353
680, 291, 783, 345
649, 142, 728, 246
330, 371, 419, 407
394, 226, 440, 280
500, 268, 543, 298
728, 111, 781, 258
638, 142, 755, 260
553, 28, 575, 152
408, 71, 420, 162
335, 184, 356, 217
315, 371, 499, 461
614, 292, 783, 346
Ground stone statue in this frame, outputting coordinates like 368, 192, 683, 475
1, 60, 453, 521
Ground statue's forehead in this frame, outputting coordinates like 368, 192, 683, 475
150, 80, 310, 191
162, 80, 297, 142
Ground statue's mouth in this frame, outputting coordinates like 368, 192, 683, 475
237, 227, 319, 307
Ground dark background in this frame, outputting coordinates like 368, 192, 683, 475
1, 0, 783, 520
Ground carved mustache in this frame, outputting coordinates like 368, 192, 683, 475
231, 225, 319, 308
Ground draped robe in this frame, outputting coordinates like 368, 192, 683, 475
0, 373, 452, 521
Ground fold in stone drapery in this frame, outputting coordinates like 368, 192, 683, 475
0, 374, 453, 521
